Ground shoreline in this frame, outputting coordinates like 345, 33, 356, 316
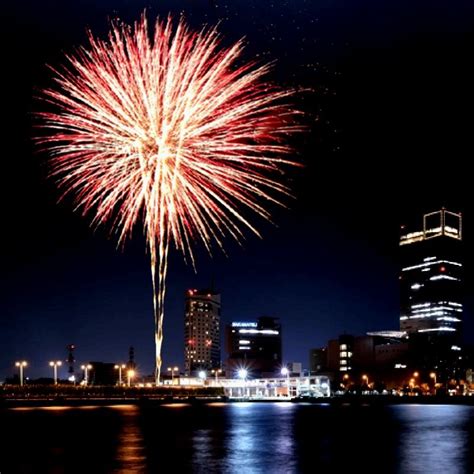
1, 394, 474, 408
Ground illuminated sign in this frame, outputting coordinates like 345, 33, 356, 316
232, 322, 258, 328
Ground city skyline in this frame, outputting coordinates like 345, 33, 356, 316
2, 0, 474, 379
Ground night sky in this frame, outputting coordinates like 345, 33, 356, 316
1, 0, 474, 379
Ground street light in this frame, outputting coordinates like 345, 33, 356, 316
281, 367, 290, 397
198, 370, 207, 382
167, 366, 179, 384
15, 361, 27, 386
430, 372, 437, 394
115, 364, 126, 386
127, 369, 135, 387
362, 374, 369, 391
49, 361, 62, 385
237, 368, 248, 381
211, 369, 223, 383
409, 377, 416, 395
81, 364, 92, 386
237, 368, 248, 398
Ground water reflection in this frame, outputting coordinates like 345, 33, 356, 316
395, 405, 472, 474
112, 405, 146, 474
1, 403, 473, 473
223, 403, 296, 473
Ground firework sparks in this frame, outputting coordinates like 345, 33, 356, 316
38, 14, 301, 384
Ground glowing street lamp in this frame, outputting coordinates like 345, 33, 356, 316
237, 368, 248, 397
49, 361, 62, 385
281, 367, 290, 397
198, 370, 207, 382
362, 374, 369, 390
237, 368, 248, 381
15, 361, 27, 386
127, 369, 135, 387
211, 369, 223, 383
115, 364, 126, 386
167, 366, 179, 384
81, 364, 92, 386
430, 372, 437, 393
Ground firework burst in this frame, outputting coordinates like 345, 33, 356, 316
38, 14, 301, 384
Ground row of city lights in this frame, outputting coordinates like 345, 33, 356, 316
13, 361, 136, 387
341, 371, 438, 388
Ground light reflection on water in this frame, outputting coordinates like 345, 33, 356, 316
112, 405, 146, 474
1, 403, 473, 473
395, 405, 472, 474
223, 403, 296, 474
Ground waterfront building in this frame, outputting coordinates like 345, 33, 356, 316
399, 209, 464, 375
184, 288, 221, 375
226, 317, 282, 378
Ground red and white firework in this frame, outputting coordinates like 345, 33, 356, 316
38, 14, 301, 383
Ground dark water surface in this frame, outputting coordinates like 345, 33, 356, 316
1, 403, 473, 473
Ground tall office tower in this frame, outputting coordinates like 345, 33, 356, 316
184, 288, 221, 375
226, 317, 282, 378
399, 209, 463, 372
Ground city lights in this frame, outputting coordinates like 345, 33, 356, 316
81, 364, 92, 386
211, 369, 223, 383
15, 361, 27, 387
49, 361, 62, 385
127, 370, 135, 387
114, 364, 126, 386
167, 366, 179, 384
237, 369, 248, 381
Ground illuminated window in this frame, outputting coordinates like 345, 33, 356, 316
340, 344, 347, 351
340, 351, 347, 357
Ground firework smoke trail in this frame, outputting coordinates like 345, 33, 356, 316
38, 14, 301, 384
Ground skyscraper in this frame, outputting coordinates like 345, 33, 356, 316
184, 288, 221, 375
399, 209, 463, 373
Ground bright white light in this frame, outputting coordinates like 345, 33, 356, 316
430, 275, 459, 281
198, 370, 206, 379
411, 283, 423, 290
237, 369, 248, 379
418, 327, 456, 333
281, 367, 289, 376
238, 329, 279, 335
232, 322, 258, 328
402, 260, 462, 272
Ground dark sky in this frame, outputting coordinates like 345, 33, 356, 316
1, 0, 474, 379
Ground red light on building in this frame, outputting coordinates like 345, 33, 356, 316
440, 266, 446, 272
188, 339, 194, 345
